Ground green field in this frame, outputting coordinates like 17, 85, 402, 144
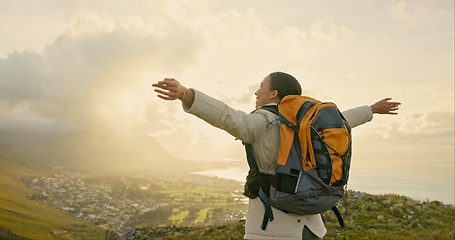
129, 174, 247, 228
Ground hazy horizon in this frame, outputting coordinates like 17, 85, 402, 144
0, 1, 453, 204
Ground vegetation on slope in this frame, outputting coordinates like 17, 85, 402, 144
131, 191, 454, 240
1, 142, 454, 240
0, 144, 105, 240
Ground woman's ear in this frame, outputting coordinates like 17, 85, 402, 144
270, 89, 279, 99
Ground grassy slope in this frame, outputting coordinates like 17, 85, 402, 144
0, 155, 104, 239
322, 192, 455, 239
134, 191, 455, 240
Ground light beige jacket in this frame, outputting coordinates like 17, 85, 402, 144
183, 89, 373, 239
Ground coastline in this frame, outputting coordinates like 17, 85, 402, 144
193, 166, 455, 205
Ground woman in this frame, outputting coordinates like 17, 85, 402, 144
153, 72, 400, 239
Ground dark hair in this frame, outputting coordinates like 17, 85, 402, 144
269, 72, 302, 100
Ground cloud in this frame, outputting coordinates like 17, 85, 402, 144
367, 87, 454, 147
388, 0, 453, 20
0, 11, 205, 132
0, 1, 452, 166
309, 19, 357, 46
217, 84, 257, 109
356, 108, 454, 149
0, 52, 46, 104
388, 0, 426, 20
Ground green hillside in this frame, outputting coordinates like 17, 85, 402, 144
1, 142, 454, 240
132, 191, 455, 240
0, 144, 104, 240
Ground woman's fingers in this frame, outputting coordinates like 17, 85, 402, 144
370, 98, 401, 114
153, 78, 182, 101
153, 89, 172, 100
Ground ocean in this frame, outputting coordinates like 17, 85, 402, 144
194, 162, 455, 205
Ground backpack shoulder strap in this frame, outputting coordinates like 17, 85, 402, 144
258, 104, 279, 116
243, 142, 275, 230
332, 206, 345, 228
244, 104, 279, 178
242, 104, 280, 230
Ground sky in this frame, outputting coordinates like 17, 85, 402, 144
0, 0, 453, 203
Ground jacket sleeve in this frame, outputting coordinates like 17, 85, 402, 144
182, 89, 274, 143
342, 105, 373, 128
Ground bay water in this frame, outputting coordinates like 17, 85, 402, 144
194, 162, 454, 205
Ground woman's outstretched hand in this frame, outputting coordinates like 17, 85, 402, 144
153, 78, 195, 108
370, 98, 401, 115
152, 78, 186, 101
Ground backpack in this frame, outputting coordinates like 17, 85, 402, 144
243, 95, 352, 230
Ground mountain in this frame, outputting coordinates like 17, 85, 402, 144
0, 129, 231, 172
31, 129, 180, 169
0, 142, 30, 166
